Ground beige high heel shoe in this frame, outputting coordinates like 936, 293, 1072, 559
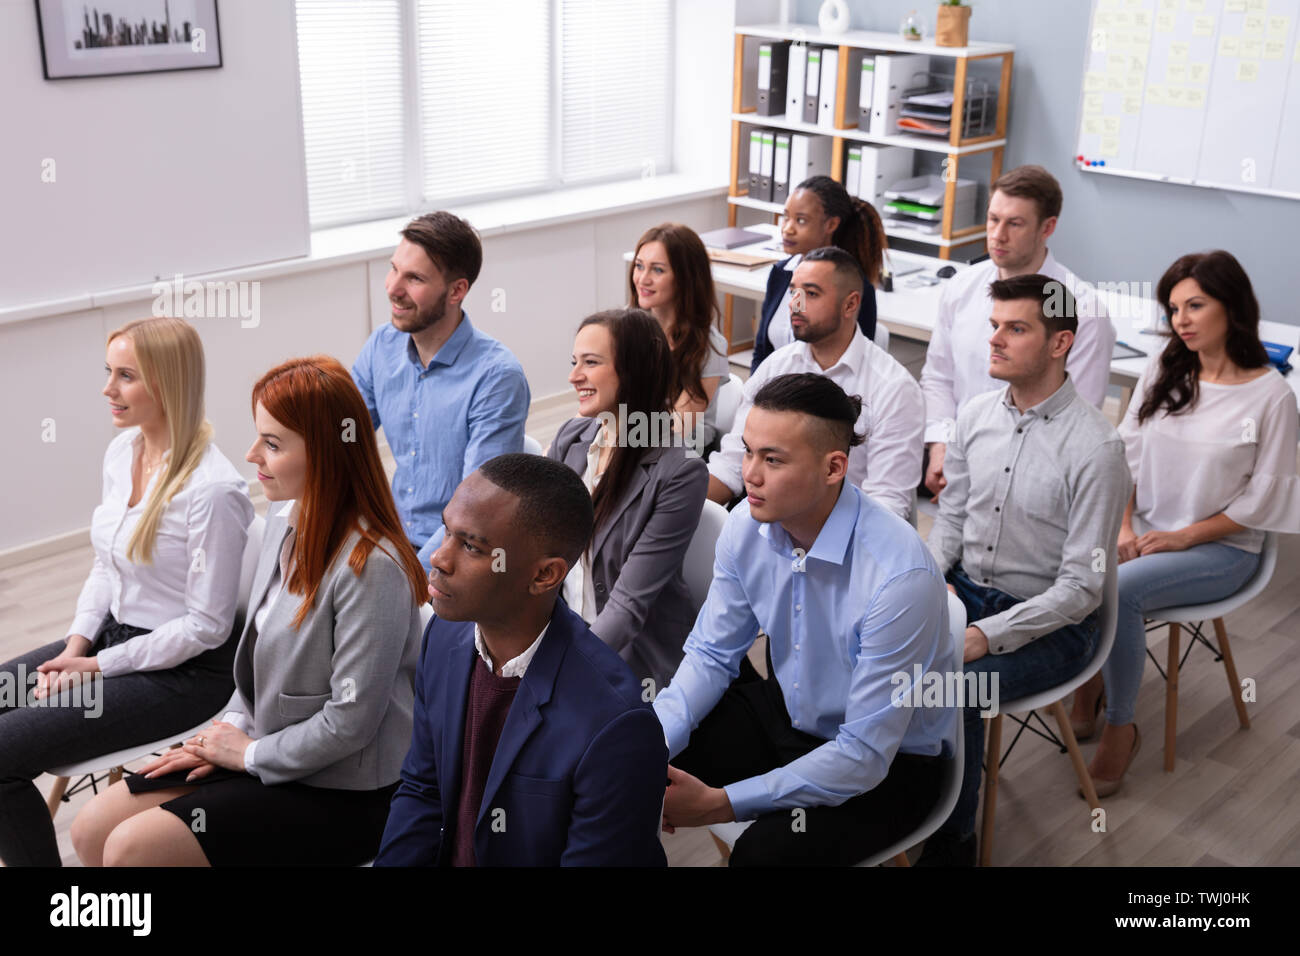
1081, 725, 1141, 799
1071, 690, 1106, 742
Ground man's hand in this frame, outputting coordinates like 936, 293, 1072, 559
1135, 529, 1191, 556
662, 765, 735, 833
963, 625, 989, 663
706, 475, 736, 506
1117, 525, 1140, 564
924, 442, 947, 497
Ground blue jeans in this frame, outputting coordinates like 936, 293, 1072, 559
939, 565, 1100, 839
1102, 542, 1260, 727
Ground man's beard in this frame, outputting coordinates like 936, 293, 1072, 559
393, 289, 449, 334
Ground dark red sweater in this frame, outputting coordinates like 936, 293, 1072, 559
450, 657, 521, 867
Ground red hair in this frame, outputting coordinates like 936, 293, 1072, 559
251, 355, 426, 627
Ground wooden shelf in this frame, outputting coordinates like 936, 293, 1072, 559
734, 22, 1014, 59
730, 112, 1005, 156
727, 196, 986, 248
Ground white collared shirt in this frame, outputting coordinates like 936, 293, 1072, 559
474, 623, 548, 678
707, 330, 924, 519
763, 253, 804, 352
561, 430, 609, 624
918, 250, 1117, 444
69, 429, 254, 678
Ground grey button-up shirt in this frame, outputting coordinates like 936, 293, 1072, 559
927, 375, 1131, 654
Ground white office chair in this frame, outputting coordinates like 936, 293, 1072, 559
1146, 532, 1277, 772
682, 500, 729, 615
873, 321, 891, 353
713, 374, 745, 440
522, 434, 545, 456
977, 561, 1118, 866
708, 590, 968, 866
46, 514, 267, 817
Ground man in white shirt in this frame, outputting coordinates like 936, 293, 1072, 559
919, 165, 1117, 496
706, 247, 924, 521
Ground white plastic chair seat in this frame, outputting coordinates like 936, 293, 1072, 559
48, 716, 222, 778
708, 591, 968, 865
1148, 532, 1277, 624
682, 500, 729, 614
714, 374, 745, 440
522, 434, 545, 456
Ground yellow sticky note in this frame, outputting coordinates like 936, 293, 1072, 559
1158, 0, 1177, 9
1123, 94, 1142, 113
1264, 39, 1285, 59
1084, 117, 1104, 135
1134, 10, 1152, 31
1246, 0, 1266, 12
1130, 53, 1148, 73
1156, 11, 1176, 32
1126, 72, 1144, 90
1225, 0, 1247, 11
1192, 15, 1215, 37
1170, 41, 1191, 61
1185, 88, 1206, 109
1219, 35, 1241, 57
1243, 13, 1265, 36
1085, 71, 1105, 91
1237, 60, 1260, 81
1126, 0, 1141, 8
1189, 62, 1210, 83
1185, 0, 1206, 10
1084, 92, 1105, 113
1167, 86, 1186, 105
1108, 52, 1127, 72
1095, 10, 1114, 28
1146, 84, 1167, 106
1168, 63, 1189, 83
1103, 116, 1122, 135
1114, 10, 1134, 29
1267, 16, 1290, 38
1242, 38, 1263, 58
1107, 74, 1126, 91
1100, 135, 1121, 157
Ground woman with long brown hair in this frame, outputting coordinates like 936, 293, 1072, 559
752, 175, 886, 372
629, 223, 731, 452
73, 355, 427, 866
0, 317, 253, 867
552, 308, 708, 690
1070, 251, 1299, 796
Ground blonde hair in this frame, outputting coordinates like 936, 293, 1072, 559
108, 317, 213, 563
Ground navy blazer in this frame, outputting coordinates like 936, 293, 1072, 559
751, 256, 878, 372
374, 599, 668, 867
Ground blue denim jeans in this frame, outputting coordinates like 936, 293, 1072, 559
1102, 542, 1260, 727
939, 565, 1100, 839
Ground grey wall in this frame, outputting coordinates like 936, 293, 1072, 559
792, 0, 1300, 326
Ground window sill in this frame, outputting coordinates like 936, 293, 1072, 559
0, 174, 728, 327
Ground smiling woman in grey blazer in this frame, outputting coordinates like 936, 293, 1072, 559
552, 309, 709, 693
72, 356, 428, 867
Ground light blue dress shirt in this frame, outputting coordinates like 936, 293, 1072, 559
351, 312, 530, 569
654, 483, 958, 821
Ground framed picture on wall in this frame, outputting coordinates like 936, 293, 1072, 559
35, 0, 222, 79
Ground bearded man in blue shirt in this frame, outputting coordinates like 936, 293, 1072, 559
654, 371, 958, 866
352, 211, 530, 570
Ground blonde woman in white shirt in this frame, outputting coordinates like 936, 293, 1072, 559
1070, 251, 1299, 796
0, 317, 252, 866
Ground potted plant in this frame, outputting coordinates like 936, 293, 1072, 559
936, 1, 972, 47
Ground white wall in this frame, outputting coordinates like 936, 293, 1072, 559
0, 0, 310, 311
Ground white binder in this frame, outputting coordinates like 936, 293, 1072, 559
759, 131, 775, 199
845, 144, 862, 196
803, 47, 821, 124
748, 130, 763, 194
817, 46, 839, 129
788, 134, 833, 188
870, 53, 927, 135
786, 42, 807, 121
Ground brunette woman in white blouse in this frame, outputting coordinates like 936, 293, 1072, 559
0, 317, 252, 866
1070, 251, 1300, 795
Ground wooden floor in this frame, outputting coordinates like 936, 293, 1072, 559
5, 339, 1298, 866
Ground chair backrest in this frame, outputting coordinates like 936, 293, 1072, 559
236, 514, 266, 618
682, 500, 729, 613
418, 600, 434, 630
522, 434, 545, 456
873, 321, 891, 353
714, 374, 745, 438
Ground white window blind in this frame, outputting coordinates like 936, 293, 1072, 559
560, 0, 672, 185
417, 0, 552, 204
296, 0, 407, 228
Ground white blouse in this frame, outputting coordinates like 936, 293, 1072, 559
1119, 361, 1300, 553
696, 325, 732, 450
562, 430, 611, 623
68, 428, 254, 677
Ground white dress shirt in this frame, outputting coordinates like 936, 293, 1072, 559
562, 432, 607, 623
764, 253, 803, 352
69, 428, 253, 678
1120, 362, 1300, 553
707, 330, 924, 519
696, 325, 732, 449
919, 251, 1117, 444
474, 623, 548, 678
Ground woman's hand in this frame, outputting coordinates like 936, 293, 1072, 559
139, 747, 213, 782
1117, 525, 1140, 564
34, 650, 100, 699
1135, 529, 1191, 556
180, 721, 253, 774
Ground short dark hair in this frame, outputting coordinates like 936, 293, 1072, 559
988, 273, 1079, 340
992, 165, 1063, 223
478, 454, 594, 569
751, 373, 864, 454
400, 211, 483, 287
800, 245, 864, 300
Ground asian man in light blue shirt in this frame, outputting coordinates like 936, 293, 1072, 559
352, 212, 530, 570
654, 370, 957, 866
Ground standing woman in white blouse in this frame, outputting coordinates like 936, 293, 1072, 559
1070, 251, 1300, 795
0, 317, 253, 866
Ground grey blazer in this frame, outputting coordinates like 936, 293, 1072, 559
228, 505, 422, 790
548, 417, 708, 691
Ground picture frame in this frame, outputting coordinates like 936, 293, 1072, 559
35, 0, 222, 80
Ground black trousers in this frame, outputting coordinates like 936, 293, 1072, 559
674, 656, 945, 866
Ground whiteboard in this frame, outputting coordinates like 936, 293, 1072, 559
1075, 0, 1300, 200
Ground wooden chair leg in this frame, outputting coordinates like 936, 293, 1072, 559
1052, 699, 1100, 810
46, 776, 70, 818
107, 767, 123, 786
892, 851, 911, 867
710, 833, 732, 862
979, 713, 1003, 867
1164, 623, 1180, 772
1213, 618, 1251, 731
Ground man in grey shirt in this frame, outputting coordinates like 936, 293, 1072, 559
917, 273, 1131, 867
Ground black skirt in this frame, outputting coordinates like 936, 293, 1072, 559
127, 768, 397, 866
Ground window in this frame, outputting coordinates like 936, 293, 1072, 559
296, 0, 673, 229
